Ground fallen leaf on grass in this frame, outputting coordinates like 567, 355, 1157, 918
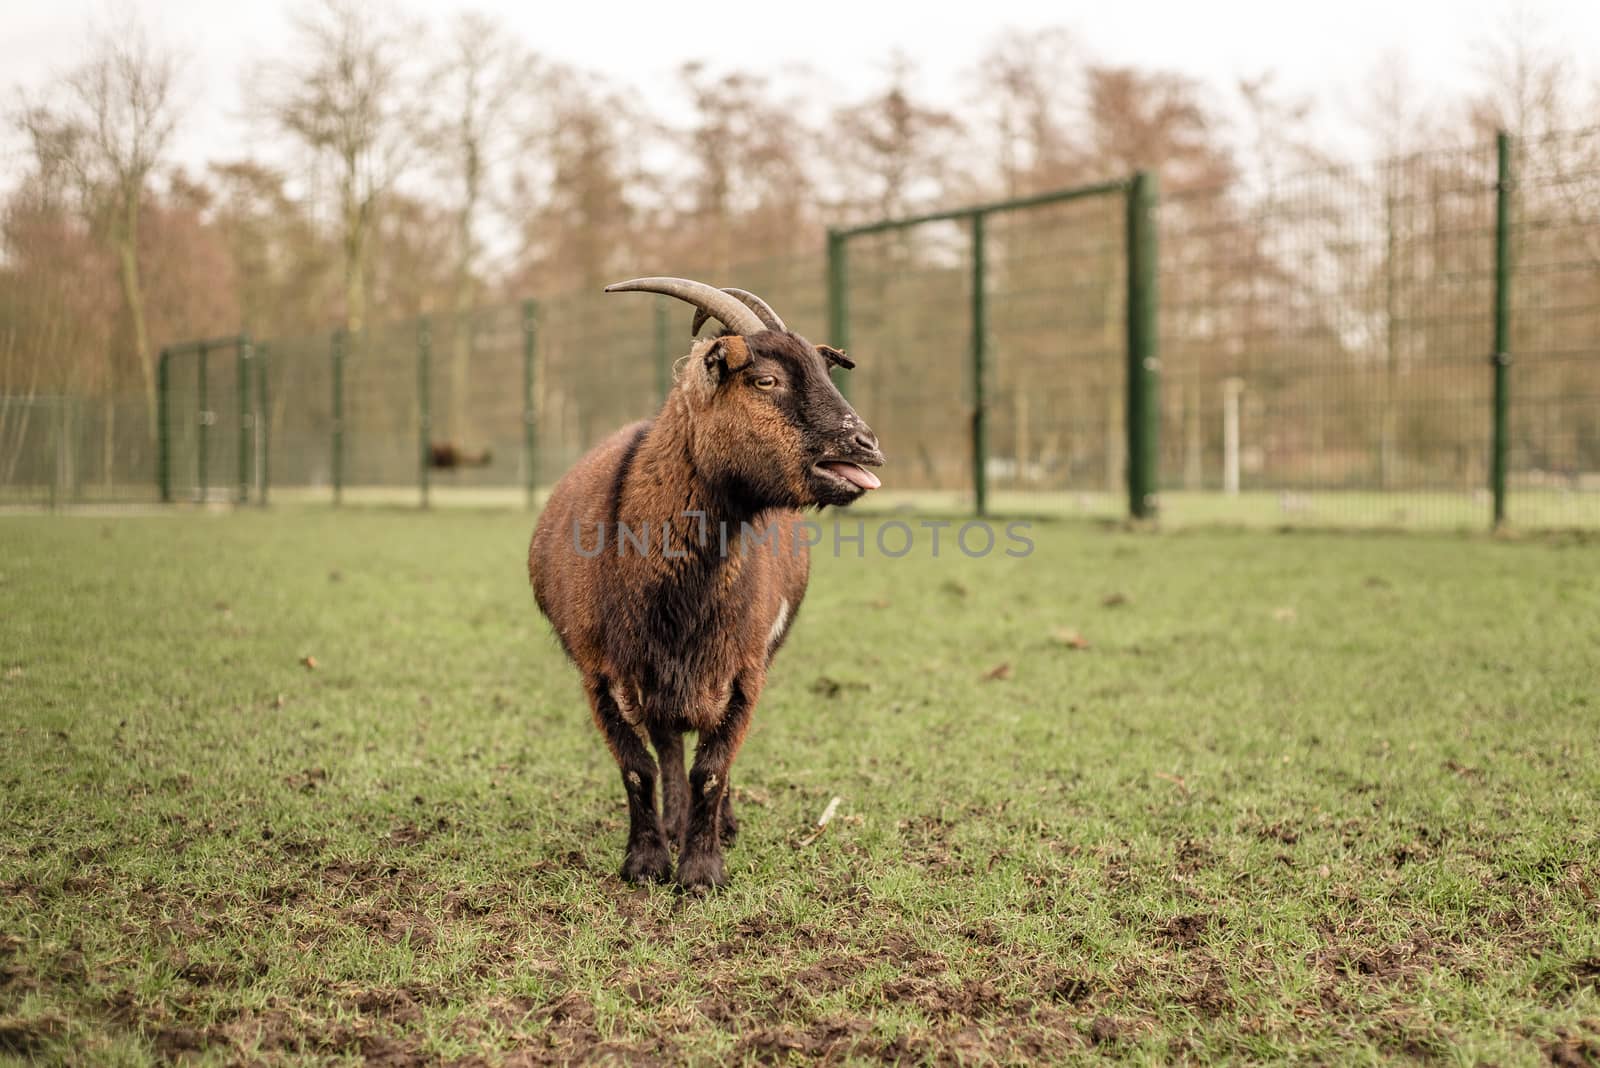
1272, 607, 1297, 623
1101, 592, 1129, 608
1051, 628, 1091, 650
1155, 771, 1189, 795
4, 666, 22, 680
941, 579, 969, 598
300, 655, 318, 670
981, 662, 1013, 681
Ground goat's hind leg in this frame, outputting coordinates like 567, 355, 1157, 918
586, 676, 672, 883
649, 723, 689, 850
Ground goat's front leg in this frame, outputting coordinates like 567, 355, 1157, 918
586, 676, 671, 883
678, 675, 759, 891
648, 723, 689, 850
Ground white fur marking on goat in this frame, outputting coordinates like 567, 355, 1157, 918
627, 771, 641, 787
767, 599, 790, 650
705, 774, 719, 792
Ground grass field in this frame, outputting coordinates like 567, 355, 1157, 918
3, 509, 1599, 1064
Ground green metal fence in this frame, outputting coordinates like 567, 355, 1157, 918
9, 127, 1598, 529
825, 176, 1156, 519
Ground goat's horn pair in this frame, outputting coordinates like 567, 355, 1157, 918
602, 277, 782, 337
689, 288, 786, 337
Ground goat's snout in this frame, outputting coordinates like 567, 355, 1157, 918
851, 426, 880, 456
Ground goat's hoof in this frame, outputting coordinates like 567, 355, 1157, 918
620, 842, 673, 884
675, 850, 727, 892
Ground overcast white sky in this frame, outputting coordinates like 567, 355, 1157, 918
6, 0, 1598, 180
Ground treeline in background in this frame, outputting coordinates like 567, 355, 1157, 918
3, 1, 1598, 520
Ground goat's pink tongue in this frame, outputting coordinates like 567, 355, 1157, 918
820, 462, 881, 490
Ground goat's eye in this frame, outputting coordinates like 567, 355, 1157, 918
753, 375, 777, 391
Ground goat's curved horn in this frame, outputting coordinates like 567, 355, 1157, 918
691, 288, 786, 336
604, 277, 765, 336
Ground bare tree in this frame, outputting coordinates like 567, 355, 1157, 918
1467, 8, 1577, 141
425, 12, 542, 442
672, 62, 818, 270
13, 15, 181, 441
255, 0, 423, 335
831, 53, 966, 221
1083, 65, 1233, 192
508, 68, 645, 294
966, 28, 1086, 197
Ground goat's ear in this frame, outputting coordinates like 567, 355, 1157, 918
818, 344, 855, 370
703, 335, 752, 375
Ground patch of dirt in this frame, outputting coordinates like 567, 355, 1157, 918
737, 1016, 877, 1062
1542, 1024, 1600, 1067
1174, 836, 1217, 874
0, 1015, 67, 1056
1157, 912, 1216, 948
1558, 958, 1600, 994
221, 1003, 435, 1065
1254, 821, 1301, 845
897, 814, 966, 874
1179, 954, 1235, 1014
1087, 1015, 1122, 1047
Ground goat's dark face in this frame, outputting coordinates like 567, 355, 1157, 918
690, 330, 884, 509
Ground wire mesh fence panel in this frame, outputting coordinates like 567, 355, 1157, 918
339, 319, 424, 504
1160, 144, 1502, 528
534, 287, 661, 492
420, 305, 525, 504
0, 396, 76, 506
1, 395, 163, 506
77, 396, 161, 503
842, 220, 975, 512
1509, 128, 1600, 528
261, 331, 335, 502
164, 345, 245, 505
986, 194, 1127, 517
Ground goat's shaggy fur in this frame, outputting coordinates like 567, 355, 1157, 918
530, 325, 882, 890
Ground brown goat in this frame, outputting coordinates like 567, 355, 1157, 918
528, 278, 883, 890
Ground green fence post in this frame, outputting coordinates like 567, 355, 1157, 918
237, 335, 251, 505
826, 228, 851, 399
521, 299, 538, 511
970, 212, 989, 517
256, 344, 270, 507
1491, 130, 1513, 530
157, 348, 171, 503
418, 317, 432, 510
197, 342, 209, 503
655, 299, 671, 404
331, 329, 345, 506
1126, 170, 1161, 521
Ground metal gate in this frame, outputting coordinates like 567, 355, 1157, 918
158, 335, 267, 505
825, 174, 1158, 519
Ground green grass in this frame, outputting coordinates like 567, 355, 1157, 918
2, 509, 1598, 1065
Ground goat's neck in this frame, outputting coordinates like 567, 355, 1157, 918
617, 396, 757, 550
